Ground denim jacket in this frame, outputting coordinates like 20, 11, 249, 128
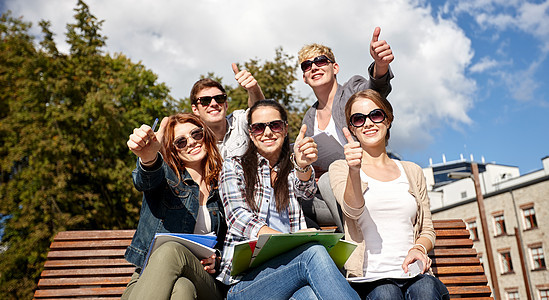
125, 154, 227, 268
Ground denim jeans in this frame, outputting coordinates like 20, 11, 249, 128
350, 274, 449, 300
122, 242, 224, 300
227, 243, 359, 300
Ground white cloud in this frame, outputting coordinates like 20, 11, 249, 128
470, 56, 500, 73
5, 0, 476, 153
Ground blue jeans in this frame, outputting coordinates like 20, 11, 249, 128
227, 243, 359, 300
350, 274, 449, 300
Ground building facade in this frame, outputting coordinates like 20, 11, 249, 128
425, 156, 549, 300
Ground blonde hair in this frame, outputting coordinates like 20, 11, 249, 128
298, 43, 336, 64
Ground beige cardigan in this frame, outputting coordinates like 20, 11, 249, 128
328, 159, 436, 278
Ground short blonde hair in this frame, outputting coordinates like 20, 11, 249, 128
298, 43, 336, 64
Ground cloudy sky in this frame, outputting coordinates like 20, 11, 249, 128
3, 0, 549, 174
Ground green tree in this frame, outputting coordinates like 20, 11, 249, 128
0, 1, 177, 298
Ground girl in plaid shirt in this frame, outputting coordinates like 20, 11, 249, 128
217, 100, 359, 300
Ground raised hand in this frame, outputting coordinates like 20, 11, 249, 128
233, 63, 258, 90
293, 124, 318, 168
232, 63, 264, 106
127, 117, 168, 164
342, 127, 362, 171
370, 27, 394, 77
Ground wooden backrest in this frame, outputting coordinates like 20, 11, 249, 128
34, 219, 493, 299
431, 219, 493, 299
33, 230, 136, 299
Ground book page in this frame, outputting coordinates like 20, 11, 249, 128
346, 261, 424, 283
311, 132, 345, 171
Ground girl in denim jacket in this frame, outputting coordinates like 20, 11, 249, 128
123, 113, 227, 300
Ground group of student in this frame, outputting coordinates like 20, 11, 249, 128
122, 27, 450, 300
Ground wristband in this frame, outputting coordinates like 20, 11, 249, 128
412, 243, 427, 254
290, 153, 311, 173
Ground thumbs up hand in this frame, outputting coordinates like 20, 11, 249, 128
342, 127, 362, 171
293, 124, 318, 168
232, 63, 258, 91
127, 117, 169, 164
370, 27, 394, 77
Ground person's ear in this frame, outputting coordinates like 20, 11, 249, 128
333, 62, 340, 76
191, 104, 199, 115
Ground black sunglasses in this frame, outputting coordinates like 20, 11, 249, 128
195, 94, 227, 106
349, 109, 387, 127
300, 55, 333, 72
249, 120, 287, 136
173, 127, 204, 149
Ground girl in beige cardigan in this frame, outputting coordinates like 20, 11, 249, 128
329, 89, 448, 299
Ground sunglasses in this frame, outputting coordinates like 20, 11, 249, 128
300, 55, 334, 72
173, 127, 204, 149
249, 120, 287, 136
349, 109, 387, 127
195, 94, 227, 106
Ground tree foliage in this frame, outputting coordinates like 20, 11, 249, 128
0, 2, 176, 298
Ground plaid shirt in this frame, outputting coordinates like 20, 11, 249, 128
216, 154, 317, 285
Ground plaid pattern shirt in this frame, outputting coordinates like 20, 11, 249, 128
216, 154, 317, 285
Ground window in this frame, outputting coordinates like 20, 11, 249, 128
531, 246, 546, 270
461, 191, 467, 199
467, 221, 479, 241
523, 207, 538, 230
540, 289, 549, 300
500, 251, 513, 273
506, 291, 519, 300
494, 214, 507, 236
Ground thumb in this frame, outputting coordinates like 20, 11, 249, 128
295, 124, 307, 145
342, 127, 354, 144
371, 26, 381, 43
232, 63, 239, 75
156, 116, 169, 143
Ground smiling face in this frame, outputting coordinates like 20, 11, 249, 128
191, 87, 228, 126
173, 122, 207, 166
301, 54, 339, 89
249, 106, 288, 164
349, 97, 391, 150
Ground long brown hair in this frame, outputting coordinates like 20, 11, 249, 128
161, 113, 222, 188
241, 100, 291, 213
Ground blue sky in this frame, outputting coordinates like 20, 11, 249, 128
3, 0, 548, 174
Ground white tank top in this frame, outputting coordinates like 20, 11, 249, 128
357, 160, 417, 280
314, 114, 347, 146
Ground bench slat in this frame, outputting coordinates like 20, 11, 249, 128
432, 219, 467, 229
446, 285, 492, 296
434, 238, 474, 247
50, 239, 132, 249
40, 267, 135, 278
435, 229, 471, 238
438, 275, 488, 285
34, 286, 127, 298
44, 258, 133, 268
47, 249, 126, 259
38, 276, 131, 287
430, 256, 480, 266
53, 230, 135, 241
432, 265, 485, 275
430, 248, 477, 257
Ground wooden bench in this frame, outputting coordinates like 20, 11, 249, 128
33, 219, 492, 299
33, 230, 136, 299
